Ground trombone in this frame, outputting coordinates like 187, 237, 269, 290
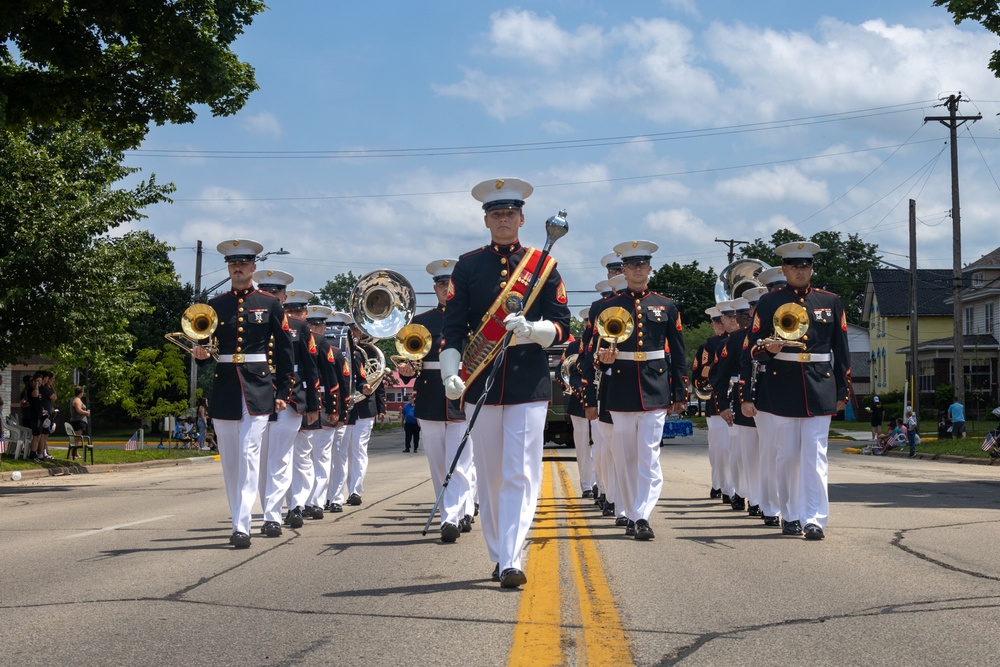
390, 323, 433, 373
165, 304, 220, 360
757, 302, 808, 350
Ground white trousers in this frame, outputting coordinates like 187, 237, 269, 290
753, 411, 781, 518
308, 425, 340, 508
419, 419, 474, 527
767, 412, 831, 528
214, 402, 269, 535
327, 424, 352, 505
707, 415, 732, 495
258, 408, 300, 523
729, 421, 746, 499
610, 410, 666, 522
347, 417, 375, 497
592, 420, 617, 507
466, 401, 546, 572
570, 415, 595, 493
735, 424, 761, 507
286, 428, 316, 510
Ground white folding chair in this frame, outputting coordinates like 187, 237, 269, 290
63, 422, 94, 464
4, 416, 30, 460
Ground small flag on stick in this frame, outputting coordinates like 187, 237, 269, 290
125, 431, 139, 451
981, 432, 997, 452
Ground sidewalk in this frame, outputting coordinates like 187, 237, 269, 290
0, 454, 219, 483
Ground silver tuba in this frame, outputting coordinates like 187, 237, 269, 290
714, 258, 770, 303
559, 353, 579, 396
348, 269, 417, 405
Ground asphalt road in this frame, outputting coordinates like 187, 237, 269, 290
2, 428, 1000, 666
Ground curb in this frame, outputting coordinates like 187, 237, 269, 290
842, 447, 998, 465
1, 455, 219, 483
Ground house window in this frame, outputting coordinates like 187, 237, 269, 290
967, 362, 992, 392
986, 303, 995, 334
965, 306, 975, 335
973, 271, 984, 288
919, 360, 935, 392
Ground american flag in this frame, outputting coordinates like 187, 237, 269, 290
124, 431, 139, 451
981, 432, 997, 452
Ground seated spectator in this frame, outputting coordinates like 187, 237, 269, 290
878, 418, 907, 454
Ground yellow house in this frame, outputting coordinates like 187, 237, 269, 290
861, 268, 955, 396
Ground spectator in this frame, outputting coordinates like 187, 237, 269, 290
401, 394, 420, 453
69, 386, 91, 460
38, 371, 57, 459
938, 411, 952, 439
948, 397, 966, 439
878, 417, 907, 454
904, 406, 918, 458
196, 398, 209, 451
870, 396, 885, 440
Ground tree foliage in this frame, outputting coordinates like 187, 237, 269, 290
317, 271, 360, 312
116, 346, 191, 427
0, 0, 266, 148
648, 260, 719, 328
0, 123, 175, 368
934, 1, 1000, 79
739, 229, 881, 324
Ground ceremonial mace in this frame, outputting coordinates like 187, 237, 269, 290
422, 209, 569, 535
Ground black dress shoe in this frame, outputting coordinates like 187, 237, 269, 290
763, 515, 781, 526
730, 494, 746, 511
500, 568, 527, 588
440, 522, 461, 543
231, 532, 251, 549
459, 515, 473, 533
491, 563, 500, 582
624, 520, 636, 536
710, 488, 722, 499
592, 484, 599, 499
747, 504, 762, 517
782, 519, 803, 536
596, 493, 606, 508
721, 494, 731, 505
329, 503, 343, 513
285, 506, 304, 529
615, 516, 629, 527
804, 523, 826, 540
261, 521, 282, 537
474, 502, 479, 517
602, 504, 616, 517
346, 493, 362, 506
403, 447, 410, 452
305, 504, 324, 520
635, 519, 655, 541
582, 489, 594, 499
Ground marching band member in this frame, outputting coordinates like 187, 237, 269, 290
706, 303, 735, 504
695, 306, 727, 500
561, 322, 594, 499
325, 312, 356, 513
397, 259, 477, 542
712, 299, 747, 511
194, 240, 294, 549
741, 242, 851, 540
593, 240, 686, 540
343, 319, 386, 506
440, 177, 571, 588
302, 304, 342, 519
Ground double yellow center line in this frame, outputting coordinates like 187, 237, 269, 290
509, 454, 633, 666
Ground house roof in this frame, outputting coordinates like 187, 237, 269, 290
850, 352, 870, 379
964, 246, 1000, 271
896, 334, 1000, 354
866, 268, 956, 317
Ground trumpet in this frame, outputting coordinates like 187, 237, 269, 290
165, 304, 219, 360
390, 323, 433, 373
757, 302, 808, 350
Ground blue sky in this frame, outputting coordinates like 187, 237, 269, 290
126, 1, 1000, 312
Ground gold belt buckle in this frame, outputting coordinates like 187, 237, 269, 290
634, 351, 647, 362
232, 353, 245, 363
797, 352, 811, 363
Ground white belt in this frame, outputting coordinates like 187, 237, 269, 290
421, 362, 441, 370
616, 350, 666, 361
218, 353, 267, 363
774, 352, 831, 363
293, 364, 298, 372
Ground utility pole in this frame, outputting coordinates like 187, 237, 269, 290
925, 93, 979, 406
715, 237, 748, 264
909, 199, 919, 422
190, 240, 203, 407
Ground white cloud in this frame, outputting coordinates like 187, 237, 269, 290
617, 179, 691, 206
542, 120, 574, 135
715, 166, 829, 204
643, 207, 712, 245
240, 112, 283, 140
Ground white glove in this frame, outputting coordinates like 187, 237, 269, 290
440, 347, 466, 400
503, 313, 557, 347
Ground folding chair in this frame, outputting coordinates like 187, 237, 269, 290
64, 422, 94, 465
4, 416, 30, 460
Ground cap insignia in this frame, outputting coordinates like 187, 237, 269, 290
233, 240, 240, 247
632, 241, 638, 248
797, 242, 804, 249
266, 270, 274, 277
442, 260, 449, 267
495, 179, 505, 190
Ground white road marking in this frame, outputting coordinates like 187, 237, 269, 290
63, 515, 175, 539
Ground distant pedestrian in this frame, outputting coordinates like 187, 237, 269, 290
948, 397, 966, 439
401, 394, 420, 453
904, 406, 918, 458
870, 396, 884, 440
69, 386, 90, 460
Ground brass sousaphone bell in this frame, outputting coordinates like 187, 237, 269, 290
165, 303, 220, 360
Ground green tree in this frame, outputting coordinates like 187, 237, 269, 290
934, 1, 1000, 78
739, 229, 880, 324
0, 124, 174, 369
317, 271, 359, 311
1, 1, 266, 149
648, 260, 719, 327
116, 346, 191, 428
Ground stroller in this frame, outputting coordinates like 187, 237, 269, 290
982, 407, 1000, 458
